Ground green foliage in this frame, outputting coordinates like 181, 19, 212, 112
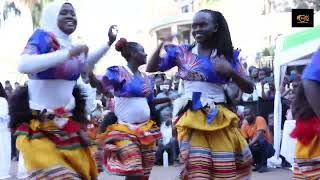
262, 46, 275, 56
2, 0, 54, 29
31, 2, 42, 28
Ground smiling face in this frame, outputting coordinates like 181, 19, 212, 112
192, 11, 217, 45
57, 3, 77, 35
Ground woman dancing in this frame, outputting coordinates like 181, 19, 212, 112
147, 9, 254, 180
290, 48, 320, 180
9, 0, 117, 179
89, 38, 166, 180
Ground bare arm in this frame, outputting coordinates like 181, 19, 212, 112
303, 80, 320, 117
88, 72, 105, 95
249, 130, 264, 146
230, 71, 254, 94
146, 42, 164, 72
152, 97, 171, 105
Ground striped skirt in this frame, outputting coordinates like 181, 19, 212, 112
293, 137, 320, 180
97, 120, 161, 177
176, 105, 252, 180
15, 119, 98, 180
291, 117, 320, 179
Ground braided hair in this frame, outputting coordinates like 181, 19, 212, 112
190, 9, 234, 62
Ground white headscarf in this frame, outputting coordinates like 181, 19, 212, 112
40, 0, 75, 48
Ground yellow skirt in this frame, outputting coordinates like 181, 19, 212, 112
96, 120, 161, 177
293, 136, 320, 180
176, 105, 252, 180
16, 120, 98, 180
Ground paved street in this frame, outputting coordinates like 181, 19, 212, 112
8, 161, 291, 180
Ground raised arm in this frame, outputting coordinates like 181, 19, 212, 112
146, 42, 164, 73
86, 25, 118, 69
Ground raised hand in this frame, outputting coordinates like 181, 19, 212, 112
214, 55, 233, 77
108, 25, 118, 46
68, 45, 89, 58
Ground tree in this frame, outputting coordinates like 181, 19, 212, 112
1, 0, 54, 29
262, 0, 320, 14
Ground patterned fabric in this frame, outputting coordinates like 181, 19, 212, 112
101, 66, 154, 101
22, 29, 84, 81
302, 48, 320, 82
29, 165, 82, 180
176, 105, 252, 180
15, 119, 95, 150
159, 44, 245, 84
292, 136, 320, 180
96, 120, 161, 177
15, 117, 98, 179
291, 117, 320, 180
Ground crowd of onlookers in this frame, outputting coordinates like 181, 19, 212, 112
235, 65, 302, 173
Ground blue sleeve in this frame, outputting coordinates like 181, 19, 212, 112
159, 44, 180, 72
102, 66, 122, 92
302, 48, 320, 82
22, 29, 53, 55
230, 49, 245, 76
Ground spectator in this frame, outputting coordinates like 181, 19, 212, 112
14, 82, 20, 90
241, 107, 275, 173
154, 73, 165, 96
156, 79, 179, 123
251, 67, 260, 83
4, 81, 13, 98
155, 120, 179, 166
0, 82, 11, 179
256, 68, 270, 99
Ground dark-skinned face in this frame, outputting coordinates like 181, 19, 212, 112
57, 3, 77, 35
251, 68, 258, 78
131, 44, 147, 66
244, 108, 255, 124
258, 70, 267, 81
192, 12, 217, 45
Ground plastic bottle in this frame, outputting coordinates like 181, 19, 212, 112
163, 151, 169, 167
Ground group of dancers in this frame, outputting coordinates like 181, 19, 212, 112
4, 0, 319, 179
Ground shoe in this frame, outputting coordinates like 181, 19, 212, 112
281, 160, 292, 168
258, 166, 268, 173
252, 165, 261, 171
12, 156, 18, 161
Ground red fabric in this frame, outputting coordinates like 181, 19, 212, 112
62, 119, 81, 133
290, 117, 320, 145
54, 107, 66, 116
